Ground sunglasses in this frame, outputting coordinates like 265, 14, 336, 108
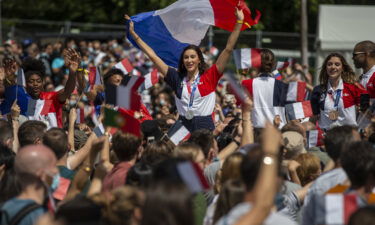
352, 52, 367, 57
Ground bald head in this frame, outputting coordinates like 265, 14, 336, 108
15, 145, 57, 175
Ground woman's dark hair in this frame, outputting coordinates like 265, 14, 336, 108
141, 182, 194, 225
0, 144, 18, 203
319, 53, 356, 86
177, 45, 208, 75
213, 179, 246, 224
22, 57, 46, 80
259, 49, 275, 73
103, 68, 125, 82
126, 162, 153, 188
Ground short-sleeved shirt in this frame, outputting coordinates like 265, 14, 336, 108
165, 65, 223, 117
0, 198, 44, 225
310, 79, 367, 130
102, 161, 133, 192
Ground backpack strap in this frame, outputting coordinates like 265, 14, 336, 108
7, 202, 42, 225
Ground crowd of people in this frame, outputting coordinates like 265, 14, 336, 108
0, 6, 375, 225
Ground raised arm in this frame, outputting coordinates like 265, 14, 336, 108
215, 6, 244, 74
58, 48, 80, 103
125, 15, 169, 77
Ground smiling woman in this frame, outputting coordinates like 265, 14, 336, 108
310, 53, 369, 130
125, 6, 245, 132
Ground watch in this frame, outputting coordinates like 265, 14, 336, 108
263, 156, 274, 165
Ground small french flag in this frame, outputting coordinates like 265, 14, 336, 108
233, 48, 261, 70
225, 72, 248, 105
276, 58, 293, 70
115, 58, 134, 75
306, 129, 324, 148
141, 68, 159, 91
76, 107, 85, 124
87, 66, 102, 91
176, 161, 210, 193
26, 98, 58, 128
105, 75, 145, 111
285, 101, 313, 121
167, 121, 191, 146
286, 81, 306, 102
325, 193, 358, 225
272, 70, 282, 80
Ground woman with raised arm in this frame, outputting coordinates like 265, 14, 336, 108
126, 6, 244, 132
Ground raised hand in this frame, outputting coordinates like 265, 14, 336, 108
11, 100, 21, 120
262, 122, 281, 155
235, 2, 245, 21
64, 48, 81, 73
124, 14, 135, 34
69, 107, 78, 123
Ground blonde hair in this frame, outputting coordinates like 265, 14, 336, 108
220, 153, 245, 185
295, 153, 321, 186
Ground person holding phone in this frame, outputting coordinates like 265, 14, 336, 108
310, 53, 369, 130
125, 5, 244, 132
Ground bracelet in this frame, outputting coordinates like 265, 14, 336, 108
236, 20, 244, 24
134, 36, 140, 41
233, 139, 241, 146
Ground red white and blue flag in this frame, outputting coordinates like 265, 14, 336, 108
233, 48, 261, 69
306, 129, 324, 148
272, 70, 282, 80
287, 81, 307, 102
105, 75, 145, 111
167, 120, 191, 146
26, 98, 58, 128
16, 68, 26, 86
225, 71, 248, 105
276, 58, 293, 70
115, 58, 134, 75
76, 107, 85, 124
140, 68, 159, 91
285, 101, 313, 121
127, 0, 260, 67
86, 66, 102, 91
177, 161, 209, 193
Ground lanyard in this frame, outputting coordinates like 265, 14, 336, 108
187, 74, 201, 109
329, 89, 342, 110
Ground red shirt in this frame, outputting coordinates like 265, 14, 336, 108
102, 161, 133, 192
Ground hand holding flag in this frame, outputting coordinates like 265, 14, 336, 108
10, 99, 20, 121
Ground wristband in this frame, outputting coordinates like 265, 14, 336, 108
236, 20, 244, 24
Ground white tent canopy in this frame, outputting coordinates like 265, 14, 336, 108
315, 4, 375, 84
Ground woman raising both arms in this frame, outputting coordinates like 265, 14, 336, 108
125, 6, 244, 132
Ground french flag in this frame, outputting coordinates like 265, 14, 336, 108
167, 121, 191, 146
176, 161, 210, 193
286, 81, 306, 102
276, 58, 293, 70
127, 0, 260, 67
87, 66, 102, 91
285, 101, 313, 121
26, 98, 58, 128
306, 129, 324, 148
325, 193, 358, 225
140, 68, 159, 91
225, 71, 248, 104
76, 107, 85, 124
105, 75, 145, 111
114, 58, 134, 75
272, 70, 282, 80
233, 48, 261, 69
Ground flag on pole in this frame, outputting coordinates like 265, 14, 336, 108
16, 68, 26, 86
86, 66, 102, 91
306, 129, 324, 148
104, 107, 141, 137
285, 101, 313, 121
114, 58, 134, 75
225, 71, 248, 104
233, 48, 262, 69
167, 120, 191, 145
76, 107, 85, 124
105, 75, 145, 111
127, 0, 261, 67
275, 58, 293, 70
176, 161, 210, 193
140, 68, 159, 91
286, 81, 307, 102
26, 98, 58, 128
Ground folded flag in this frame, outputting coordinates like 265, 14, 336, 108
76, 107, 85, 124
127, 0, 260, 67
176, 161, 210, 193
306, 129, 324, 148
272, 70, 282, 80
233, 48, 261, 69
225, 71, 248, 104
93, 123, 105, 137
52, 177, 71, 201
275, 58, 293, 70
167, 120, 190, 145
104, 107, 141, 137
325, 193, 358, 225
140, 68, 159, 91
285, 101, 313, 121
115, 58, 134, 75
16, 68, 26, 86
286, 81, 307, 102
105, 75, 145, 111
